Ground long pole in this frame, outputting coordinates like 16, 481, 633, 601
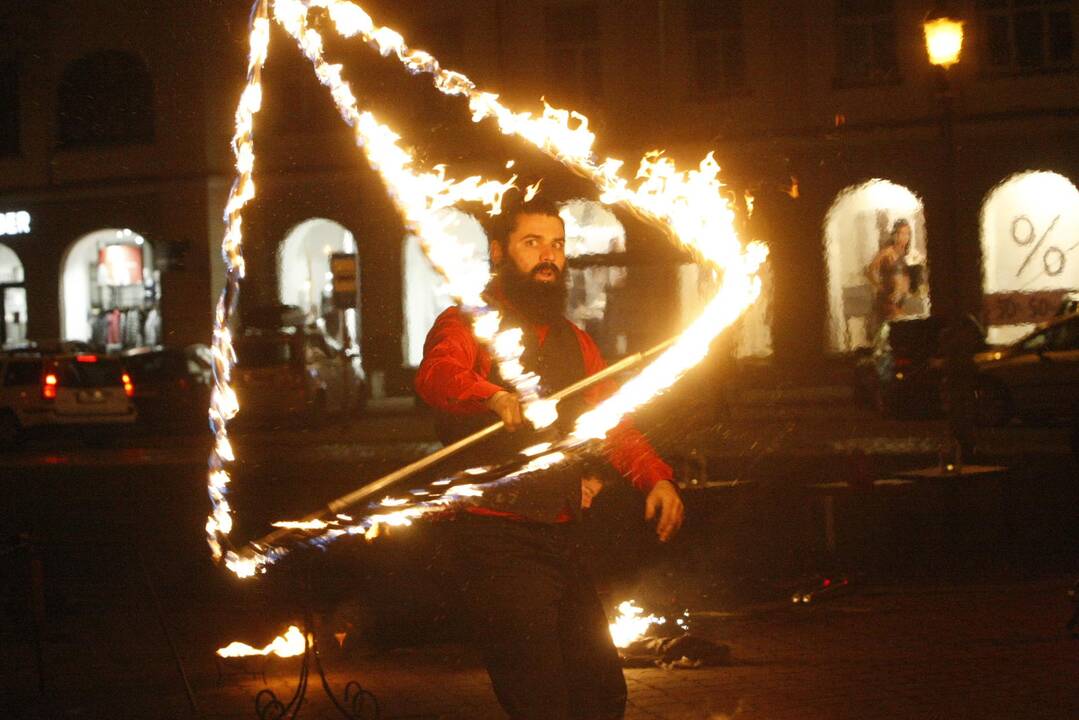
240, 337, 677, 556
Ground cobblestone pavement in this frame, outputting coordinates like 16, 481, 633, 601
6, 575, 1076, 719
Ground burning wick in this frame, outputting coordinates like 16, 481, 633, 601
216, 625, 306, 658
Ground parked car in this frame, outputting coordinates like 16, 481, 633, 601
854, 316, 947, 418
0, 351, 136, 445
121, 345, 212, 428
971, 310, 1079, 430
231, 328, 366, 426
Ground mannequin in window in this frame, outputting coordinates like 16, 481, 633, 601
866, 218, 912, 335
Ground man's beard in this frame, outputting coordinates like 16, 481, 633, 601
498, 261, 568, 324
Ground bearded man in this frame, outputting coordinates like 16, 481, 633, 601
414, 193, 683, 720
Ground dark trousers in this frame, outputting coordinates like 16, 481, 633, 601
445, 514, 627, 720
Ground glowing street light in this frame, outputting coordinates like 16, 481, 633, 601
923, 9, 971, 466
923, 16, 964, 68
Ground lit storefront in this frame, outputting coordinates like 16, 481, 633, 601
980, 171, 1079, 345
0, 242, 27, 347
61, 228, 161, 350
824, 179, 930, 353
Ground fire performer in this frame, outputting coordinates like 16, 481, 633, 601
415, 192, 684, 719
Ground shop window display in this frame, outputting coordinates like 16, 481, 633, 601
403, 208, 487, 368
561, 200, 629, 358
824, 180, 929, 353
61, 229, 161, 351
679, 259, 773, 359
277, 218, 360, 355
0, 242, 27, 347
980, 171, 1079, 345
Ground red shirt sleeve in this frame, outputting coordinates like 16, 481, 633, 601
414, 307, 504, 414
571, 326, 674, 494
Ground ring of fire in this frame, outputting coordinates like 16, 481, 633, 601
207, 0, 766, 578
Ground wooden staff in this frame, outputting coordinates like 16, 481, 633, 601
239, 336, 677, 557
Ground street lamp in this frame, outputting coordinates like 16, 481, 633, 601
923, 16, 964, 68
923, 9, 971, 469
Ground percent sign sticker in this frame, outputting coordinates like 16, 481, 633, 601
1013, 214, 1064, 278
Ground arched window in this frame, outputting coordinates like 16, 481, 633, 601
278, 218, 360, 355
980, 171, 1079, 344
824, 180, 930, 352
402, 209, 487, 367
0, 243, 27, 347
61, 228, 159, 349
57, 50, 154, 148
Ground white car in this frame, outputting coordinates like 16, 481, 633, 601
232, 329, 365, 425
0, 352, 137, 444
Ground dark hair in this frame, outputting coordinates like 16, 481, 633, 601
885, 218, 911, 248
484, 188, 563, 250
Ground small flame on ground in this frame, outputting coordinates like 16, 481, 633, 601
216, 625, 306, 658
608, 600, 665, 648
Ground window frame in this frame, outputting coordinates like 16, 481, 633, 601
0, 59, 19, 157
543, 1, 604, 104
833, 0, 901, 89
684, 0, 748, 100
976, 0, 1076, 76
56, 50, 156, 149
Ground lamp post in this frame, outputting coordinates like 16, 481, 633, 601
923, 11, 964, 314
924, 10, 973, 466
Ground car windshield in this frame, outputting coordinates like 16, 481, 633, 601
126, 353, 188, 381
57, 358, 124, 387
236, 337, 297, 368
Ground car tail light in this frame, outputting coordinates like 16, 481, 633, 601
894, 357, 913, 368
122, 372, 135, 398
42, 372, 58, 400
76, 354, 98, 363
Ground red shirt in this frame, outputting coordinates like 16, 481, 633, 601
414, 306, 674, 505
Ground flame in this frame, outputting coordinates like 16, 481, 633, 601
608, 600, 665, 648
216, 625, 306, 658
209, 0, 766, 576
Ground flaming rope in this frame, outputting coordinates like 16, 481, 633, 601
208, 0, 765, 577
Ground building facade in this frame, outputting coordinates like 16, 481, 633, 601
1, 0, 1077, 393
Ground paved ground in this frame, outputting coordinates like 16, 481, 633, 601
5, 575, 1076, 719
2, 397, 1076, 719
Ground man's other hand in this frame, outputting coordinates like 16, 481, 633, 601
644, 480, 684, 542
580, 475, 604, 509
485, 390, 523, 431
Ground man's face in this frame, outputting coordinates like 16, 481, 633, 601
492, 213, 566, 283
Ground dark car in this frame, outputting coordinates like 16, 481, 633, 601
854, 316, 947, 419
121, 345, 212, 428
972, 311, 1079, 433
